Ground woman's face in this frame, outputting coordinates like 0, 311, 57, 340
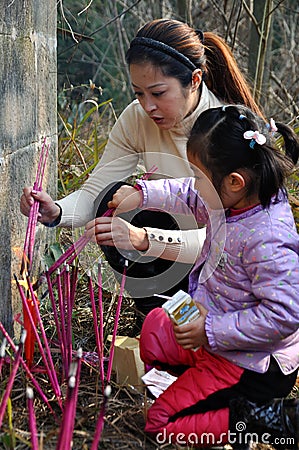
129, 63, 200, 130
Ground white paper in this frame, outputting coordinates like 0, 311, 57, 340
141, 368, 177, 398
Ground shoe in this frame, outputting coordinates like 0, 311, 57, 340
229, 396, 299, 450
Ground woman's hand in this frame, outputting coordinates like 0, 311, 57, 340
173, 303, 209, 350
20, 186, 61, 225
107, 185, 143, 214
85, 216, 149, 251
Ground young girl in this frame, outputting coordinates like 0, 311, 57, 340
106, 105, 299, 449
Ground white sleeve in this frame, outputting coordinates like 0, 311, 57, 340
141, 227, 206, 264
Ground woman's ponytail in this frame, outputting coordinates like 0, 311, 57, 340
275, 122, 299, 165
203, 32, 264, 119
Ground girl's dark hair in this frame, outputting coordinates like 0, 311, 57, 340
126, 18, 264, 117
187, 105, 299, 208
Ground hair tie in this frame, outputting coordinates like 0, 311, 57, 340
244, 130, 266, 149
269, 118, 278, 132
130, 37, 196, 71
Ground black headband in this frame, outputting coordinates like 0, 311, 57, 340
130, 36, 197, 71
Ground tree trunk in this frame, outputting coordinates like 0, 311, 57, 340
0, 0, 57, 334
248, 0, 274, 105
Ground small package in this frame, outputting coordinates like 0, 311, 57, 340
162, 290, 200, 326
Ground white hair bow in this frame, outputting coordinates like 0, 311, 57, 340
243, 130, 266, 148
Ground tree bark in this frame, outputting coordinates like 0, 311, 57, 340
0, 0, 57, 334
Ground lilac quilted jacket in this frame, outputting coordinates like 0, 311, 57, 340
137, 177, 299, 374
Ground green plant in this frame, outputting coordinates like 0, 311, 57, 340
57, 84, 116, 198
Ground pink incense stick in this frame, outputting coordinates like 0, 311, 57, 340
26, 386, 39, 450
0, 330, 26, 427
56, 349, 82, 450
0, 322, 54, 416
45, 267, 64, 351
90, 384, 111, 450
55, 361, 78, 450
87, 270, 102, 370
64, 264, 73, 370
66, 348, 82, 448
106, 260, 128, 383
97, 259, 105, 392
70, 262, 79, 310
140, 164, 158, 181
56, 268, 69, 378
0, 337, 7, 377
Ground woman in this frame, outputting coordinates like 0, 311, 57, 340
20, 19, 263, 326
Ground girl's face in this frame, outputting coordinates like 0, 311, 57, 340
188, 153, 258, 210
129, 63, 200, 130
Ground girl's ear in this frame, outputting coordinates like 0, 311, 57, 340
191, 69, 202, 92
226, 172, 246, 192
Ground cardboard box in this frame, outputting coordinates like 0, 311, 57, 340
108, 336, 145, 393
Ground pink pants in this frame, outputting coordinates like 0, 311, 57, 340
140, 308, 244, 448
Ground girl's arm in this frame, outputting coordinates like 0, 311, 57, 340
108, 177, 208, 222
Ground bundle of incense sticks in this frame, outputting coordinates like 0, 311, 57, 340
44, 163, 158, 279
20, 138, 50, 368
22, 137, 50, 275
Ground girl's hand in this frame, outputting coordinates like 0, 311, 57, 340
173, 303, 209, 350
20, 186, 61, 225
107, 185, 142, 214
85, 216, 149, 251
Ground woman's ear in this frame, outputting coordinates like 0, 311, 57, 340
226, 172, 246, 192
191, 69, 202, 91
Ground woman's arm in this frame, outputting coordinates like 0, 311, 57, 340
85, 215, 206, 263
